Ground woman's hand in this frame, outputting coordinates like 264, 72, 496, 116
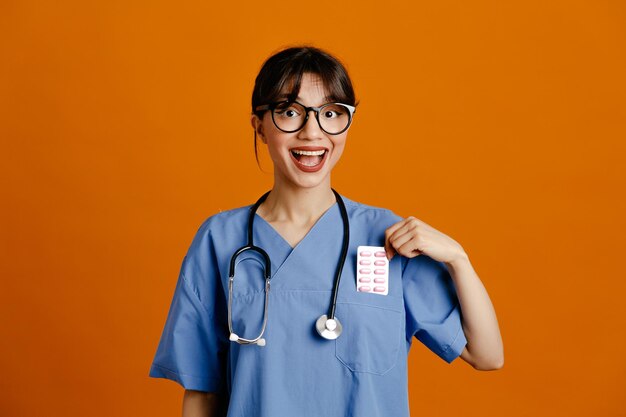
385, 216, 505, 370
384, 216, 466, 263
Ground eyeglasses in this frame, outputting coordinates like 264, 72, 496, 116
255, 101, 356, 135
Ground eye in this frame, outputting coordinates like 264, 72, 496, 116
320, 104, 347, 119
284, 109, 298, 118
274, 102, 302, 118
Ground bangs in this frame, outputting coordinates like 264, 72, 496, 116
276, 62, 352, 105
252, 46, 356, 115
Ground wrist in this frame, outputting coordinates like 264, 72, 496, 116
445, 250, 470, 271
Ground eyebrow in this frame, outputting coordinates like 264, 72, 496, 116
277, 94, 333, 102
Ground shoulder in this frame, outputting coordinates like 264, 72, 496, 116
340, 195, 404, 228
184, 205, 251, 257
195, 205, 250, 235
180, 205, 252, 288
340, 195, 442, 272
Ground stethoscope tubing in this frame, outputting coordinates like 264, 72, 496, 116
327, 189, 349, 321
228, 189, 350, 345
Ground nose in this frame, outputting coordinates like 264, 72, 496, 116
297, 110, 324, 140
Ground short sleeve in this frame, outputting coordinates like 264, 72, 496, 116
149, 222, 228, 392
402, 255, 467, 363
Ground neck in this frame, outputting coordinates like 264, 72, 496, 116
259, 181, 337, 225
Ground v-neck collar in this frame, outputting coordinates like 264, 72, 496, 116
252, 201, 341, 284
253, 201, 338, 251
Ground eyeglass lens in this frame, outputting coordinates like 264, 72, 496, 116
272, 102, 351, 134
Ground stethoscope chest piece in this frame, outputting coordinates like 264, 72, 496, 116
315, 314, 343, 340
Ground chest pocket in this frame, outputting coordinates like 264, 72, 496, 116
334, 299, 404, 375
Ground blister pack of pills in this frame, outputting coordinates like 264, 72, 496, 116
356, 246, 389, 295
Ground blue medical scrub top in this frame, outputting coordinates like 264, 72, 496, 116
149, 196, 467, 417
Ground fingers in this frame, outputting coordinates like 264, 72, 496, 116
396, 238, 424, 258
384, 242, 396, 261
385, 217, 424, 260
384, 219, 406, 259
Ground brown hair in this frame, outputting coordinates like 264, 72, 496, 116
251, 46, 357, 163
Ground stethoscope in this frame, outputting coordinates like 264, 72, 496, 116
228, 189, 350, 346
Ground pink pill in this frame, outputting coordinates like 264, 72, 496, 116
359, 260, 371, 266
374, 251, 386, 257
374, 269, 385, 275
359, 277, 371, 283
358, 286, 372, 292
359, 268, 372, 274
374, 260, 386, 266
360, 251, 372, 257
374, 286, 386, 293
374, 278, 386, 283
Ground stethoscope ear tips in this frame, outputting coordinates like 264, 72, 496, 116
229, 332, 266, 346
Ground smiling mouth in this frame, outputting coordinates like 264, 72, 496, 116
290, 149, 327, 167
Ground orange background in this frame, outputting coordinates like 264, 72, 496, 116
1, 1, 625, 416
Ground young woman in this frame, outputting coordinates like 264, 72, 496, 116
149, 46, 503, 417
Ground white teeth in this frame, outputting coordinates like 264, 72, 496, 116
291, 149, 325, 156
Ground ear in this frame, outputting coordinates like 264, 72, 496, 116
251, 114, 267, 143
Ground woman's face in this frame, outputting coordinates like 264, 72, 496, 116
252, 73, 350, 191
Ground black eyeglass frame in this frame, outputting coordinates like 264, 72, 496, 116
255, 100, 357, 135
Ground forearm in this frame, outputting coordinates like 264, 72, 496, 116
182, 390, 220, 417
445, 253, 504, 369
